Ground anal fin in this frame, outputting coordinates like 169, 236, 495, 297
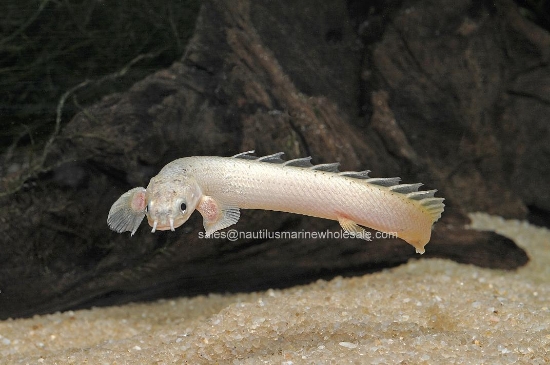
337, 215, 371, 241
197, 196, 241, 236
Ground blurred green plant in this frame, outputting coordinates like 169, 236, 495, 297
0, 0, 200, 154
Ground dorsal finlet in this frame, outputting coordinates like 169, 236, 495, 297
232, 150, 256, 159
389, 183, 423, 194
421, 197, 445, 207
407, 190, 437, 200
283, 157, 313, 167
339, 170, 371, 179
311, 163, 340, 172
365, 177, 401, 186
258, 152, 285, 163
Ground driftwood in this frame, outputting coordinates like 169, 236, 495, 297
2, 0, 547, 319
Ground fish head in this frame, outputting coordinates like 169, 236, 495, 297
144, 175, 202, 232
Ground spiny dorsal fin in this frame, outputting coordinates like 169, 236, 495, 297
231, 151, 444, 222
233, 152, 401, 186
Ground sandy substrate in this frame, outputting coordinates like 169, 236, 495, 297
1, 213, 549, 364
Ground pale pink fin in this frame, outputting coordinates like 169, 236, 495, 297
403, 235, 428, 255
415, 245, 426, 255
197, 196, 240, 236
107, 187, 146, 236
337, 215, 371, 241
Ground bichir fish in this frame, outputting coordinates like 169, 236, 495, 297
107, 151, 444, 253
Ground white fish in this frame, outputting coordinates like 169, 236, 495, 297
107, 151, 444, 253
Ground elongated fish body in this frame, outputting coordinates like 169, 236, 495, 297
108, 152, 444, 253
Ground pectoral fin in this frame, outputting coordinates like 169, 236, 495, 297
337, 215, 371, 241
107, 187, 147, 236
197, 196, 241, 236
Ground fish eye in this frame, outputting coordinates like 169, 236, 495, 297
180, 202, 187, 213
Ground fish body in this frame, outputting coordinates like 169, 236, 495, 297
108, 151, 444, 253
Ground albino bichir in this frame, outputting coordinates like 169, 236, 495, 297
107, 151, 445, 254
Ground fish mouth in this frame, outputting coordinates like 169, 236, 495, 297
147, 217, 184, 232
